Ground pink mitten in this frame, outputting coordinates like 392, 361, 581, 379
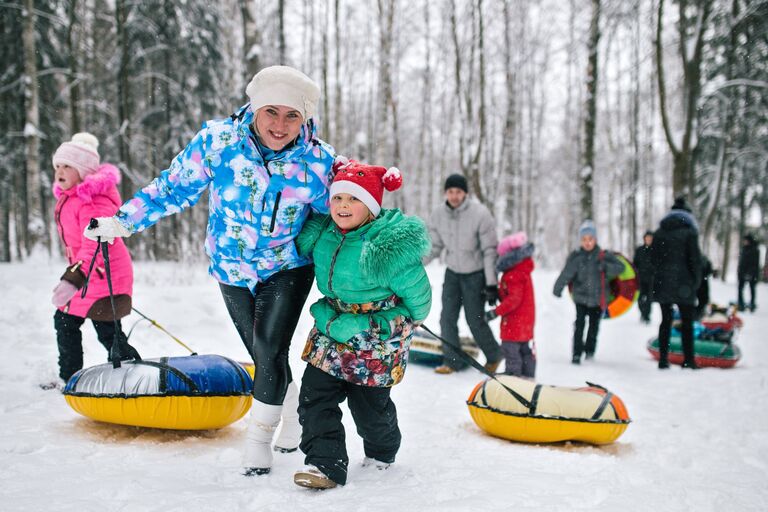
52, 280, 78, 307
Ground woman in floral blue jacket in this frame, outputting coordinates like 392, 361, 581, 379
86, 66, 335, 476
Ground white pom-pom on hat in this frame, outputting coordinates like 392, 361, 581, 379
71, 132, 99, 150
382, 167, 402, 192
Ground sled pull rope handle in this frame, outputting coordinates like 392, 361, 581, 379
420, 324, 532, 410
130, 307, 198, 355
82, 219, 123, 368
100, 238, 124, 368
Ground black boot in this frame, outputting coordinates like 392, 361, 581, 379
658, 358, 670, 369
682, 359, 700, 370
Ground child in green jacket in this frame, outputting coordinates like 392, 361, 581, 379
293, 159, 432, 489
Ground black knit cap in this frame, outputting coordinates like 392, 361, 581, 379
644, 230, 654, 237
444, 174, 468, 192
671, 196, 692, 212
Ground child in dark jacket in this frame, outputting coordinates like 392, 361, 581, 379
553, 220, 624, 364
484, 232, 536, 378
292, 160, 431, 489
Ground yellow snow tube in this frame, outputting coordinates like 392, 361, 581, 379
467, 375, 630, 444
63, 355, 253, 430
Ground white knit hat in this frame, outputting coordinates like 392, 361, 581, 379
245, 65, 320, 121
52, 132, 100, 179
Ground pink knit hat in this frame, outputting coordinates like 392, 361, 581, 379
497, 231, 528, 256
52, 132, 100, 179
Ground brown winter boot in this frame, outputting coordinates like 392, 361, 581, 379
434, 365, 455, 375
484, 360, 501, 374
294, 465, 338, 489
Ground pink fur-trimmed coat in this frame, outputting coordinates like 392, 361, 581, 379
54, 163, 133, 319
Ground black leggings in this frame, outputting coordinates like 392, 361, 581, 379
219, 265, 314, 404
54, 310, 142, 382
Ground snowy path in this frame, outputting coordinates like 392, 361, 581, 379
1, 258, 767, 511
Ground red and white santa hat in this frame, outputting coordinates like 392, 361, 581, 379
330, 158, 403, 216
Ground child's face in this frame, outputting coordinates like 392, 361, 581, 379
580, 234, 596, 251
330, 193, 372, 231
54, 164, 81, 190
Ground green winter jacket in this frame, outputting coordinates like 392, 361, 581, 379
297, 209, 432, 343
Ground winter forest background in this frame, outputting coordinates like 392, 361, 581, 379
2, 0, 767, 272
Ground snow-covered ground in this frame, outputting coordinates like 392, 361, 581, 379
1, 257, 767, 511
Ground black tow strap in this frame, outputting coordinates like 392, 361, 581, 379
82, 218, 135, 368
421, 324, 532, 410
591, 391, 614, 420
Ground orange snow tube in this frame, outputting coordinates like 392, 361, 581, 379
467, 375, 630, 444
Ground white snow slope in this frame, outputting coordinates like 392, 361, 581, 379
1, 258, 767, 512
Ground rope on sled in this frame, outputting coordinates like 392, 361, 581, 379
420, 324, 533, 411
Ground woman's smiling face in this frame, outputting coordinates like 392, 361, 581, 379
330, 193, 372, 231
254, 105, 303, 150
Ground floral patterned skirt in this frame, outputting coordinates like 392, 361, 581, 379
301, 296, 414, 387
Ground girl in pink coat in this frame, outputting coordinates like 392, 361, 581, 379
50, 133, 140, 385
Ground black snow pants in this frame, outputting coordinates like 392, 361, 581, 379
573, 303, 602, 359
218, 264, 314, 405
658, 303, 696, 365
439, 269, 502, 370
54, 310, 141, 382
298, 364, 401, 486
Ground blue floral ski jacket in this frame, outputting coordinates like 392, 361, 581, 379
115, 105, 335, 291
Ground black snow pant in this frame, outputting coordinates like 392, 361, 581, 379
298, 364, 401, 486
737, 278, 757, 311
501, 341, 536, 378
54, 310, 141, 382
638, 280, 653, 322
439, 269, 501, 370
658, 303, 696, 365
218, 264, 314, 405
573, 304, 602, 359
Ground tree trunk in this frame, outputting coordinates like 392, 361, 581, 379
240, 0, 262, 84
278, 0, 286, 64
656, 0, 712, 200
67, 0, 81, 134
22, 0, 45, 254
579, 0, 601, 221
116, 0, 133, 200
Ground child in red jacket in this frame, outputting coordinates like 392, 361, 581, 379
484, 232, 536, 378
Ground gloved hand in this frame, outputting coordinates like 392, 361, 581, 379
52, 280, 78, 307
485, 285, 499, 306
83, 217, 131, 244
553, 288, 562, 298
484, 309, 498, 322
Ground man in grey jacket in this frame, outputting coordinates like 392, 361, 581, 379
426, 174, 502, 374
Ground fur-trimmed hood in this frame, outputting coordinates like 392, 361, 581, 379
496, 242, 535, 273
54, 163, 121, 204
359, 209, 431, 285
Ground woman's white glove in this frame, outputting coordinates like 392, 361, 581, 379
83, 217, 131, 244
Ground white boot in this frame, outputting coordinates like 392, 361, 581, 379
243, 401, 282, 476
274, 381, 301, 453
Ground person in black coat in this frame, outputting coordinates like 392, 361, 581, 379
737, 234, 760, 312
633, 230, 655, 323
651, 197, 702, 369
